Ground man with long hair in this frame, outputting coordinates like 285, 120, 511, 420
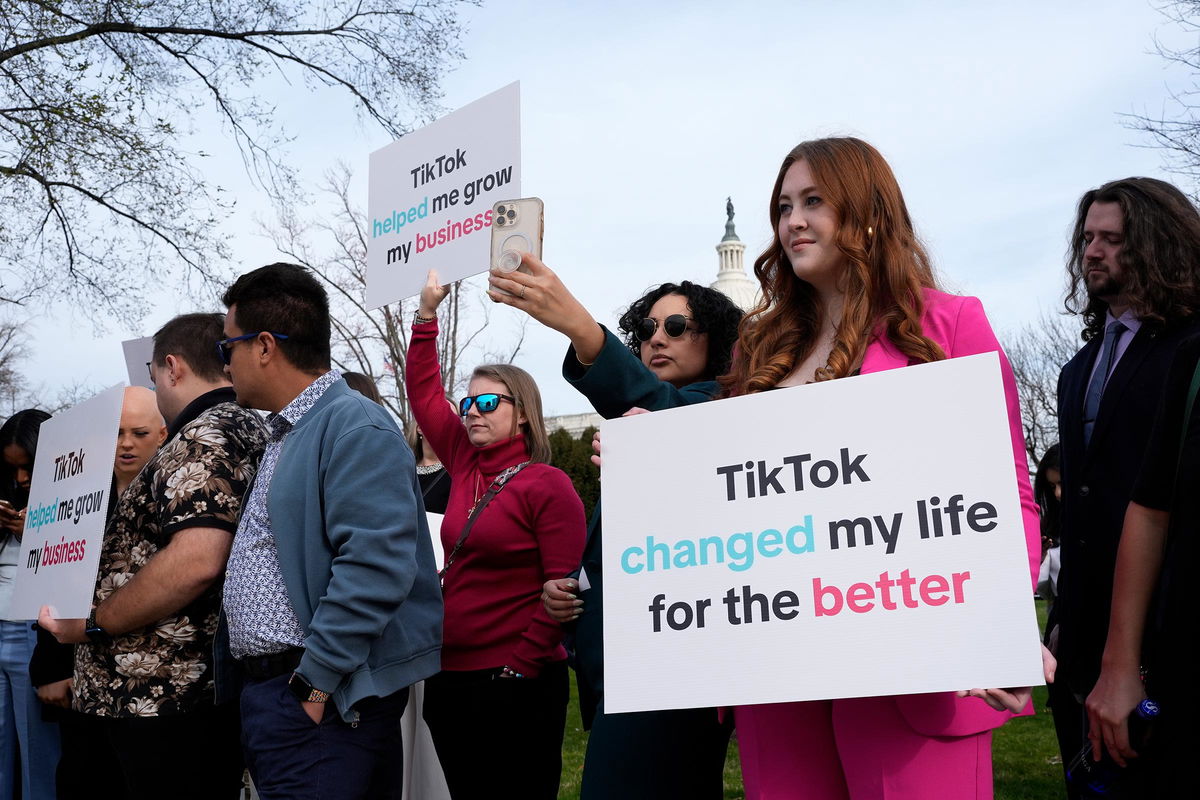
1051, 177, 1200, 795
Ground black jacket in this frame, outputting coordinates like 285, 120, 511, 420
1053, 316, 1200, 696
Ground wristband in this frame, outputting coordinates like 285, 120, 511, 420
84, 613, 111, 644
414, 312, 436, 325
288, 672, 331, 703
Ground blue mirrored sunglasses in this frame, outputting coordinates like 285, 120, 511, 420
459, 393, 516, 415
216, 331, 290, 365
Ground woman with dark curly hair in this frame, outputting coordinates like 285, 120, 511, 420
488, 254, 742, 800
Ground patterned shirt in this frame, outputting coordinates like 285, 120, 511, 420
224, 370, 340, 659
73, 390, 267, 718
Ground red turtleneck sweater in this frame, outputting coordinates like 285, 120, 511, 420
407, 319, 585, 675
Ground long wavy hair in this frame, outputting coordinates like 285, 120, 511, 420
720, 137, 945, 396
1064, 177, 1200, 341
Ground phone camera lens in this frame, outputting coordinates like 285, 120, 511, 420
506, 209, 516, 220
496, 205, 507, 215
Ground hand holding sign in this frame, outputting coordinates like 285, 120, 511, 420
600, 354, 1044, 713
957, 612, 1056, 714
38, 604, 87, 644
367, 83, 521, 307
419, 270, 451, 319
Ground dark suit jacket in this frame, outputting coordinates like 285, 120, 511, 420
1054, 316, 1200, 696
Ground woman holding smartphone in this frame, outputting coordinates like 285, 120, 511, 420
487, 260, 743, 800
406, 270, 585, 800
0, 409, 58, 800
711, 136, 1044, 799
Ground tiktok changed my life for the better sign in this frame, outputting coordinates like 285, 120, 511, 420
599, 353, 1044, 713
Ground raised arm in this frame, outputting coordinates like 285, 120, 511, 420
487, 252, 607, 365
405, 270, 473, 471
487, 254, 717, 416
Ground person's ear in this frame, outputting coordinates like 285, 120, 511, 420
258, 332, 279, 365
164, 354, 183, 386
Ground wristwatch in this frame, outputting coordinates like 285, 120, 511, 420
288, 672, 330, 704
84, 613, 111, 644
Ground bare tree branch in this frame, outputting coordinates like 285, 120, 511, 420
0, 0, 471, 323
1002, 311, 1084, 467
259, 163, 524, 429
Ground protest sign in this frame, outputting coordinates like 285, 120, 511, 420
366, 82, 521, 308
9, 384, 124, 618
122, 336, 155, 390
600, 353, 1043, 713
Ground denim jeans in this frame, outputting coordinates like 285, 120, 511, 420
0, 619, 60, 800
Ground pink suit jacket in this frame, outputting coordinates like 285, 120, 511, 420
858, 288, 1042, 737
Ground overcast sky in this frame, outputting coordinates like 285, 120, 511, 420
21, 0, 1199, 415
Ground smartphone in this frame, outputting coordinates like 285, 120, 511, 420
490, 198, 543, 279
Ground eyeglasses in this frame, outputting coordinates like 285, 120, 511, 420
145, 362, 154, 385
635, 314, 697, 342
459, 393, 517, 416
216, 332, 290, 365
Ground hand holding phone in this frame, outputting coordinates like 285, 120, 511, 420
0, 499, 22, 537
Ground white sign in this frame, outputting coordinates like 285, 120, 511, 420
122, 336, 154, 389
367, 82, 521, 308
601, 354, 1043, 713
10, 385, 125, 618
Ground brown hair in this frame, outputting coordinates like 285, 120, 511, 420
153, 313, 228, 382
342, 371, 383, 405
1065, 177, 1200, 341
720, 137, 945, 396
471, 364, 552, 464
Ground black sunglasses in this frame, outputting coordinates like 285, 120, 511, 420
216, 332, 290, 365
459, 393, 517, 416
635, 314, 697, 342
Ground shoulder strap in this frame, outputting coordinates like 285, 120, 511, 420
439, 462, 531, 584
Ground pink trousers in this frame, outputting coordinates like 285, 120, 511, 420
735, 698, 993, 800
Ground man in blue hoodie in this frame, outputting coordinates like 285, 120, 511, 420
219, 263, 442, 800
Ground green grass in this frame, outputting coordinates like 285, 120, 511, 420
558, 599, 1061, 800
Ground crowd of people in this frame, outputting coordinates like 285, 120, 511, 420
0, 135, 1196, 799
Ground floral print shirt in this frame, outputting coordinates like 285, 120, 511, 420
73, 390, 266, 717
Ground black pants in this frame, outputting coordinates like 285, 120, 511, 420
240, 673, 408, 800
100, 700, 243, 800
57, 710, 126, 800
581, 702, 731, 800
423, 662, 568, 800
1048, 679, 1085, 800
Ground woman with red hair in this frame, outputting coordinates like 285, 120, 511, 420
723, 137, 1046, 799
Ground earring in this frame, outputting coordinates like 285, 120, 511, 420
866, 226, 874, 238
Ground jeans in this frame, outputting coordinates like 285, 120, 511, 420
0, 619, 60, 800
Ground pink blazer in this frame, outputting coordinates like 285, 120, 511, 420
858, 288, 1041, 736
